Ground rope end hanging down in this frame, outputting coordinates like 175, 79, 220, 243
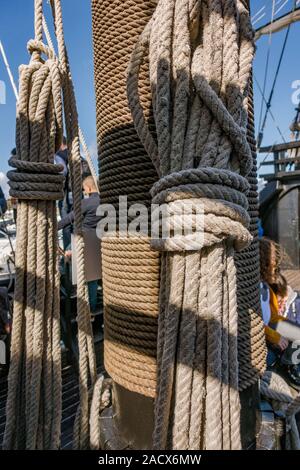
4, 0, 98, 450
49, 0, 99, 450
127, 0, 265, 450
4, 0, 64, 449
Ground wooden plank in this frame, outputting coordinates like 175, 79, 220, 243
259, 140, 300, 153
255, 7, 300, 40
260, 156, 300, 166
263, 170, 300, 182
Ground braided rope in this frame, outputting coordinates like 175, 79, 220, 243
49, 0, 98, 449
91, 0, 159, 403
102, 236, 159, 398
4, 0, 97, 450
127, 0, 261, 450
3, 0, 63, 449
89, 376, 113, 450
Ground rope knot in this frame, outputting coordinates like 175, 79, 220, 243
27, 39, 56, 61
7, 156, 65, 201
150, 167, 252, 252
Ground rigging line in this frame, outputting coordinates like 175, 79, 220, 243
257, 1, 276, 130
252, 13, 266, 26
257, 0, 276, 135
254, 75, 286, 144
257, 124, 293, 172
293, 46, 300, 137
0, 40, 18, 101
252, 5, 266, 26
257, 142, 278, 171
257, 0, 297, 150
252, 5, 266, 21
274, 0, 289, 16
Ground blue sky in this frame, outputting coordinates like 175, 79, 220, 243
0, 0, 299, 194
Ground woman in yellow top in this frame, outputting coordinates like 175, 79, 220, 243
259, 238, 289, 351
260, 238, 300, 388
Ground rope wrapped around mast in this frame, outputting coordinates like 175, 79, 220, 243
127, 0, 262, 450
91, 0, 159, 400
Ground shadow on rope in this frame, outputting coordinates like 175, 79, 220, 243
1, 253, 104, 449
104, 302, 262, 449
0, 262, 262, 449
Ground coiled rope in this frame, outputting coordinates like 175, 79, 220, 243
236, 70, 267, 391
127, 0, 260, 450
42, 14, 99, 193
4, 0, 96, 449
92, 0, 159, 399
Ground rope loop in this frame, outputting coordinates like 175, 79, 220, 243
27, 39, 56, 61
191, 62, 253, 177
150, 167, 252, 253
4, 0, 95, 450
7, 156, 65, 201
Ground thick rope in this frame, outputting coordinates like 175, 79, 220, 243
102, 235, 159, 398
49, 0, 98, 449
89, 376, 112, 450
42, 13, 99, 193
3, 0, 63, 449
236, 70, 267, 390
4, 0, 97, 450
127, 0, 258, 450
91, 0, 159, 399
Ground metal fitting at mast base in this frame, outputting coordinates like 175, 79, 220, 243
99, 382, 155, 450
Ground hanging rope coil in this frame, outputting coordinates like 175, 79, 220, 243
150, 169, 252, 252
127, 0, 262, 450
89, 375, 112, 450
4, 0, 97, 450
3, 1, 64, 449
